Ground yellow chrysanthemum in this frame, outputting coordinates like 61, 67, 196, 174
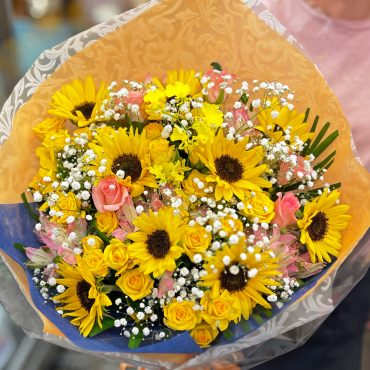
90, 128, 157, 197
55, 258, 112, 337
198, 131, 271, 201
256, 97, 313, 143
297, 189, 351, 263
49, 76, 108, 127
33, 117, 65, 139
192, 102, 223, 144
127, 207, 186, 278
199, 243, 281, 320
144, 69, 202, 120
149, 159, 189, 186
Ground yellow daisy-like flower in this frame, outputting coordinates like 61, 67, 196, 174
55, 258, 112, 337
256, 97, 313, 143
49, 76, 107, 127
144, 69, 202, 120
198, 131, 271, 201
91, 128, 157, 197
127, 207, 186, 278
33, 117, 65, 139
297, 189, 351, 263
199, 243, 281, 320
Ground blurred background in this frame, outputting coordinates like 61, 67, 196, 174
0, 0, 147, 108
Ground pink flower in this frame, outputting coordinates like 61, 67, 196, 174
158, 271, 175, 298
277, 155, 313, 186
204, 69, 237, 103
272, 192, 300, 228
92, 176, 130, 212
150, 193, 163, 212
25, 247, 56, 266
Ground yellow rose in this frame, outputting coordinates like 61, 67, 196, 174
81, 235, 104, 250
150, 138, 174, 164
190, 322, 219, 348
82, 248, 108, 277
182, 170, 209, 197
116, 268, 154, 301
104, 239, 134, 275
243, 191, 275, 223
144, 122, 163, 140
183, 224, 211, 259
201, 290, 239, 331
95, 211, 118, 234
217, 215, 244, 237
33, 117, 65, 139
47, 192, 83, 224
164, 301, 198, 331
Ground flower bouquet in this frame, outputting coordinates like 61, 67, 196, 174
0, 1, 369, 369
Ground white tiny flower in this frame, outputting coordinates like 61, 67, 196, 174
115, 298, 122, 305
137, 312, 145, 320
56, 285, 65, 293
33, 191, 42, 202
73, 247, 82, 255
229, 265, 240, 275
136, 205, 144, 214
143, 327, 150, 336
248, 268, 258, 278
35, 223, 42, 231
126, 307, 134, 315
132, 327, 139, 335
66, 216, 75, 224
193, 254, 203, 263
222, 255, 231, 265
267, 294, 278, 302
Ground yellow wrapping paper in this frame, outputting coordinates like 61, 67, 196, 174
0, 0, 369, 365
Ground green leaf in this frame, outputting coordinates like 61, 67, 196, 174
215, 89, 225, 105
88, 317, 115, 337
128, 331, 144, 349
239, 93, 249, 105
314, 150, 336, 171
21, 192, 39, 222
307, 121, 331, 154
312, 130, 339, 158
302, 114, 319, 156
14, 243, 25, 253
223, 328, 234, 341
240, 320, 251, 333
303, 107, 310, 123
252, 314, 265, 325
210, 62, 222, 71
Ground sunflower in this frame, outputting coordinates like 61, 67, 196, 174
199, 243, 281, 320
54, 258, 112, 337
197, 131, 271, 201
256, 97, 313, 143
144, 69, 202, 120
297, 189, 351, 263
49, 76, 107, 127
127, 207, 186, 278
92, 128, 157, 197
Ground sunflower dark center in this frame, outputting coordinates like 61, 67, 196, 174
220, 264, 248, 292
76, 280, 94, 312
215, 155, 244, 183
112, 154, 142, 182
307, 211, 329, 241
72, 102, 95, 120
146, 229, 171, 259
